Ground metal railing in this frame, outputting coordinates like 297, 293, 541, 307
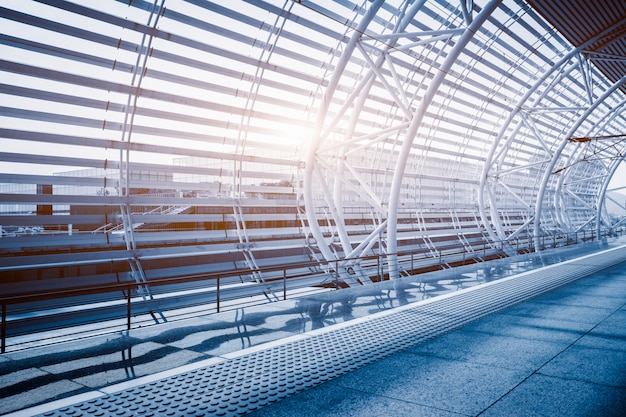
2, 227, 623, 353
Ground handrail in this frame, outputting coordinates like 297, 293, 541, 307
1, 227, 623, 353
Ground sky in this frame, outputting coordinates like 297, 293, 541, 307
609, 161, 626, 195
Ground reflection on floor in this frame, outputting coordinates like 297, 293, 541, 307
1, 237, 626, 416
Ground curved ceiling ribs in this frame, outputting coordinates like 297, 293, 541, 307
304, 0, 493, 282
479, 2, 626, 252
305, 0, 626, 283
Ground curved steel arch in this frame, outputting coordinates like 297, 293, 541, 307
302, 0, 387, 285
478, 14, 626, 253
304, 0, 502, 283
554, 99, 626, 237
533, 72, 626, 249
385, 0, 501, 280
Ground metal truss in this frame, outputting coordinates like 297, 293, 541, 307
0, 0, 625, 296
479, 15, 626, 251
303, 0, 503, 282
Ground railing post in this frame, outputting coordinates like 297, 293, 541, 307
283, 268, 287, 301
216, 275, 221, 313
1, 304, 6, 354
126, 285, 131, 331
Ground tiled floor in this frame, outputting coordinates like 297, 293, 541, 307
1, 238, 626, 416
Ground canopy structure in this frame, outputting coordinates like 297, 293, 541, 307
1, 0, 625, 293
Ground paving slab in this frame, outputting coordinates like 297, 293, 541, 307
325, 352, 528, 416
246, 379, 465, 417
480, 374, 626, 417
405, 329, 566, 373
575, 310, 626, 351
460, 313, 592, 344
538, 344, 626, 388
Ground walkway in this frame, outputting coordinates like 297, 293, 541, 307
249, 248, 626, 416
2, 239, 626, 416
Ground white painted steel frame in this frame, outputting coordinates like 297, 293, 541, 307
0, 0, 625, 294
479, 15, 626, 251
304, 0, 503, 280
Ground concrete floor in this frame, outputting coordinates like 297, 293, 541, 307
247, 259, 626, 417
1, 239, 626, 416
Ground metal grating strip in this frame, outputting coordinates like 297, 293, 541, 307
35, 245, 626, 417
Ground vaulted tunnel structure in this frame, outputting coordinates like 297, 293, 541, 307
1, 1, 625, 322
